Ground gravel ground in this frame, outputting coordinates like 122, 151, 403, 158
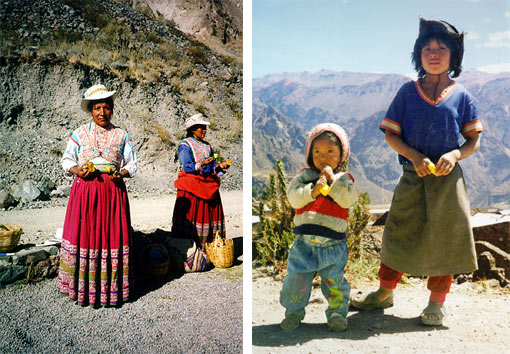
252, 268, 510, 354
0, 268, 242, 353
0, 191, 243, 353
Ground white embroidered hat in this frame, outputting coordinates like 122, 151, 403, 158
81, 84, 117, 112
184, 113, 210, 130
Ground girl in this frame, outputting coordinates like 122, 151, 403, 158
280, 123, 358, 332
351, 18, 482, 326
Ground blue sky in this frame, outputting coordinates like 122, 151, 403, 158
252, 0, 510, 78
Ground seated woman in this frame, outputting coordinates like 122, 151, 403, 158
58, 84, 137, 307
172, 113, 231, 251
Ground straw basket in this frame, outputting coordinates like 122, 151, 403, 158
205, 231, 234, 268
0, 224, 23, 252
138, 243, 170, 280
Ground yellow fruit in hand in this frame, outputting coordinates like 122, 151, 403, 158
226, 160, 232, 165
86, 162, 95, 172
319, 184, 330, 196
427, 163, 437, 176
105, 166, 113, 174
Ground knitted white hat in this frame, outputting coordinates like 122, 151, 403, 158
305, 123, 350, 169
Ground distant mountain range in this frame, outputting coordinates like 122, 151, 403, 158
253, 69, 510, 207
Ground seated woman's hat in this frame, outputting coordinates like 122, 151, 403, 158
185, 113, 211, 130
81, 84, 117, 112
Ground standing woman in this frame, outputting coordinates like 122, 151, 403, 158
172, 113, 230, 250
58, 84, 137, 307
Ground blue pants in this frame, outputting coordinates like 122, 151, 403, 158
280, 236, 350, 319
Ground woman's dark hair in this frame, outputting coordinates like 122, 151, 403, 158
87, 97, 114, 112
307, 131, 342, 170
412, 30, 463, 78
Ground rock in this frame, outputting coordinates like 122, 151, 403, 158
0, 264, 27, 285
38, 176, 55, 196
476, 251, 495, 274
12, 248, 49, 266
475, 241, 510, 278
10, 180, 41, 203
0, 189, 17, 208
50, 184, 71, 198
110, 61, 129, 71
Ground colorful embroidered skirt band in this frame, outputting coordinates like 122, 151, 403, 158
172, 190, 225, 249
58, 173, 132, 307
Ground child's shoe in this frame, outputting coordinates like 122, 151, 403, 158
280, 314, 303, 331
420, 301, 445, 326
327, 313, 347, 332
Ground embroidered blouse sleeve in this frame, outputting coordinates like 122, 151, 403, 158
329, 172, 358, 208
287, 171, 315, 209
61, 132, 80, 176
122, 133, 138, 177
178, 143, 199, 173
379, 83, 409, 135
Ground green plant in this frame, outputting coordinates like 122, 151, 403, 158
347, 192, 371, 260
254, 160, 295, 274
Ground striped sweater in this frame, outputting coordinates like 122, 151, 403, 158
287, 169, 357, 240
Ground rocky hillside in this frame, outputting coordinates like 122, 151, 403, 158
0, 0, 243, 207
119, 0, 242, 43
253, 70, 510, 207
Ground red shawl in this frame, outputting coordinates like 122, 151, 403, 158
174, 171, 221, 200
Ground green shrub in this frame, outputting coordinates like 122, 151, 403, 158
254, 160, 295, 274
347, 192, 371, 260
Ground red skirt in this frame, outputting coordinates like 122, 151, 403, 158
172, 172, 225, 249
58, 173, 132, 307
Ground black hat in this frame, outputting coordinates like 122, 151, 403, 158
418, 17, 464, 65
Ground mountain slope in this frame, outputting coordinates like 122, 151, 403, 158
0, 0, 243, 199
253, 70, 510, 207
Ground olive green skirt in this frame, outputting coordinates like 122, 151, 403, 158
381, 164, 477, 276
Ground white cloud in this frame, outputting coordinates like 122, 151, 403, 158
505, 11, 510, 18
466, 31, 481, 40
477, 63, 510, 73
483, 31, 510, 48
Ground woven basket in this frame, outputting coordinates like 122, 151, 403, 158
0, 224, 23, 252
138, 243, 170, 280
205, 231, 234, 268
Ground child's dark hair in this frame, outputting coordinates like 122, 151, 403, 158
307, 131, 342, 170
87, 97, 114, 112
411, 22, 463, 78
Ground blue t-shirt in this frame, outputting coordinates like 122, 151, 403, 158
380, 81, 483, 165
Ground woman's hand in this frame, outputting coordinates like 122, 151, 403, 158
311, 175, 328, 199
435, 151, 460, 176
198, 157, 215, 175
219, 161, 230, 170
109, 169, 129, 182
201, 157, 215, 166
70, 166, 92, 179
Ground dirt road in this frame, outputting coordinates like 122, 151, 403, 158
0, 190, 243, 244
252, 269, 510, 354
